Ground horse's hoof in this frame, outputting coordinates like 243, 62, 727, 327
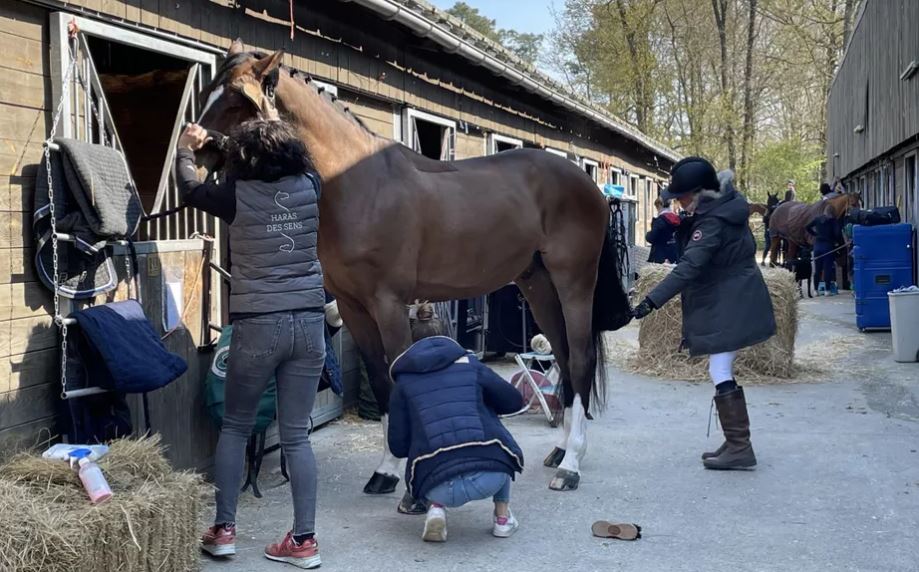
363, 472, 399, 495
397, 491, 427, 515
549, 469, 580, 491
543, 447, 566, 468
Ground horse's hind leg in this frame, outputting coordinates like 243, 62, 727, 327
516, 260, 572, 469
335, 297, 403, 497
768, 236, 781, 267
540, 254, 599, 492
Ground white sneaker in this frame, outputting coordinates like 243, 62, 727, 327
492, 510, 519, 538
422, 506, 447, 542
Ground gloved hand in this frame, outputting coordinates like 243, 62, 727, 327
632, 298, 656, 320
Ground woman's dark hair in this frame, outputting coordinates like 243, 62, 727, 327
226, 119, 313, 182
820, 182, 832, 196
411, 303, 444, 342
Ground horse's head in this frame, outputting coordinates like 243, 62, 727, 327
766, 192, 779, 208
197, 40, 285, 136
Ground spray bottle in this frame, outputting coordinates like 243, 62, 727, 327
69, 449, 113, 504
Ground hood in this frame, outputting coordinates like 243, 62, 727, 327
661, 212, 681, 226
693, 170, 749, 226
390, 336, 468, 378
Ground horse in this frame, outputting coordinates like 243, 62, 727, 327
767, 193, 860, 267
195, 43, 633, 505
760, 192, 780, 266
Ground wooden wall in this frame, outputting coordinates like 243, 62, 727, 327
827, 0, 919, 179
0, 1, 56, 452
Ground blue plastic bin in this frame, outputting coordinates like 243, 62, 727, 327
852, 224, 914, 330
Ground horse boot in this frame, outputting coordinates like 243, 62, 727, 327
829, 282, 839, 296
817, 282, 826, 296
703, 386, 757, 470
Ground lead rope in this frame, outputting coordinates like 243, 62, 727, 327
46, 25, 80, 400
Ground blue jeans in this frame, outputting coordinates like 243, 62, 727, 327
215, 311, 325, 535
425, 471, 511, 507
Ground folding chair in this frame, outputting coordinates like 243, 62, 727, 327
502, 352, 562, 427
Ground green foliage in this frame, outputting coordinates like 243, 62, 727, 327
445, 2, 500, 40
748, 139, 825, 203
445, 2, 543, 61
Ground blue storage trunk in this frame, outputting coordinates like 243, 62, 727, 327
852, 224, 914, 330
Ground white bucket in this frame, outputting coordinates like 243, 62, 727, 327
888, 289, 919, 362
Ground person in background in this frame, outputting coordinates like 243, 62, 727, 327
819, 182, 839, 201
784, 179, 797, 202
632, 157, 775, 470
646, 195, 681, 264
177, 120, 325, 569
806, 213, 843, 296
388, 304, 525, 542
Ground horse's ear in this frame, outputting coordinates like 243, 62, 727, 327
228, 38, 245, 56
253, 50, 284, 79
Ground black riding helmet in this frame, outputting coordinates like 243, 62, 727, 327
660, 156, 719, 202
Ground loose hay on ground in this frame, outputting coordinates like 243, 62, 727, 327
0, 435, 208, 572
625, 263, 799, 383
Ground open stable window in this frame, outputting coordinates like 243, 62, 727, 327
609, 167, 622, 187
403, 108, 456, 160
906, 153, 917, 225
487, 133, 523, 155
628, 174, 639, 198
50, 13, 217, 242
545, 147, 569, 159
581, 158, 599, 185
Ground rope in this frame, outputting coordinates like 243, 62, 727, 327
810, 242, 851, 262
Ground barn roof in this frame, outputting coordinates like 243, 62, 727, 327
341, 0, 681, 164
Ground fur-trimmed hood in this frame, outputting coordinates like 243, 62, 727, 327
691, 169, 749, 225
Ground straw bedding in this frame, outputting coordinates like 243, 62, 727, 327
626, 263, 799, 382
0, 435, 208, 572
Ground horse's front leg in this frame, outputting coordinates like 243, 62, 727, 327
336, 297, 403, 497
371, 295, 426, 514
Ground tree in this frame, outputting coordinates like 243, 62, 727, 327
445, 2, 500, 41
445, 3, 544, 62
548, 0, 861, 200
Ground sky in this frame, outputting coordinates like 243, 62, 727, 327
428, 0, 557, 36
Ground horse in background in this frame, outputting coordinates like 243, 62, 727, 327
195, 43, 633, 504
760, 192, 781, 265
767, 192, 860, 267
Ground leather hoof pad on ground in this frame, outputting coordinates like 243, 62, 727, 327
549, 468, 580, 491
363, 472, 400, 495
397, 491, 428, 515
543, 447, 566, 468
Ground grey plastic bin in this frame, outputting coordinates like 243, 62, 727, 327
888, 289, 919, 362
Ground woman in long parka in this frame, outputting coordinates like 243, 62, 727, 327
632, 157, 776, 470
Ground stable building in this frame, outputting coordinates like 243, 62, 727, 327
0, 0, 678, 467
826, 0, 919, 273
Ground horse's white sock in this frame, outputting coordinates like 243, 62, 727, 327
374, 414, 402, 477
555, 407, 572, 449
558, 395, 588, 473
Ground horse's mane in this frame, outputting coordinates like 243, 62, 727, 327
213, 51, 378, 138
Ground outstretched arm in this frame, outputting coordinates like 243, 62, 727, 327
647, 216, 723, 308
476, 361, 524, 415
175, 124, 236, 223
387, 384, 411, 459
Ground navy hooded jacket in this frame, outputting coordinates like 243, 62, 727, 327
388, 336, 525, 499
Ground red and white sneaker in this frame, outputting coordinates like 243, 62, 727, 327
264, 532, 321, 569
201, 524, 236, 557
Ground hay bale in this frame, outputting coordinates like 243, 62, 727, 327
0, 436, 208, 572
629, 263, 798, 382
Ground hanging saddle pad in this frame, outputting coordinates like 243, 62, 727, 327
68, 300, 187, 394
32, 138, 142, 299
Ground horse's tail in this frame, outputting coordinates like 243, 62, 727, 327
590, 201, 633, 410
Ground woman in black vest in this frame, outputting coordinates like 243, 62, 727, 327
177, 121, 325, 569
632, 157, 776, 471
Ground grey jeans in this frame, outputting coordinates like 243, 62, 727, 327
215, 311, 325, 535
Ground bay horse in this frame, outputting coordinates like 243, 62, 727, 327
760, 192, 780, 265
767, 192, 860, 267
196, 43, 633, 505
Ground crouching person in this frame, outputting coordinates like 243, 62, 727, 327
388, 304, 525, 542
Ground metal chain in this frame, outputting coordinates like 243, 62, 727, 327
46, 35, 79, 398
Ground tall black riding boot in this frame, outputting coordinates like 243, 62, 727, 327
703, 387, 757, 470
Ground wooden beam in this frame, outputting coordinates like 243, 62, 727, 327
0, 31, 47, 76
4, 348, 57, 394
0, 414, 57, 452
0, 381, 57, 429
0, 2, 46, 43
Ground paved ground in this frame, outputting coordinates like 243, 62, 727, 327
202, 293, 919, 572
